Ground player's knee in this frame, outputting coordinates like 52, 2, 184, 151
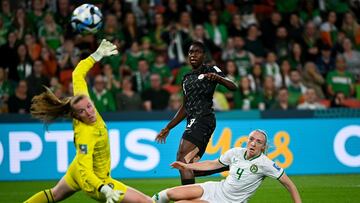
166, 188, 177, 200
176, 150, 187, 163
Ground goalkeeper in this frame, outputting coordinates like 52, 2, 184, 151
24, 40, 154, 203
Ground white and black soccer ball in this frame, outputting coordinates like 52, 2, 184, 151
71, 4, 103, 34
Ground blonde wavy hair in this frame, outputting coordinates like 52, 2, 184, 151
30, 86, 85, 123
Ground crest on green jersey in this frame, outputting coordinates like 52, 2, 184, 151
250, 164, 258, 173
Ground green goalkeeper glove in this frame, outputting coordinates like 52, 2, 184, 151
100, 184, 123, 203
91, 39, 118, 62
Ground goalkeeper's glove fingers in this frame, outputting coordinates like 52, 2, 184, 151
91, 39, 118, 61
106, 190, 122, 203
100, 184, 123, 203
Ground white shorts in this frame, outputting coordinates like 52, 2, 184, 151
199, 181, 229, 203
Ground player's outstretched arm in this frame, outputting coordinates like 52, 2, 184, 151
171, 159, 224, 171
204, 73, 237, 91
72, 39, 118, 96
279, 173, 302, 203
156, 103, 186, 143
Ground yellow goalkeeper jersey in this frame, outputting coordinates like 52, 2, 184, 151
67, 56, 111, 192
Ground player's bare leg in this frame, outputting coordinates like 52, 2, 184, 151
51, 177, 76, 201
176, 139, 199, 185
121, 186, 153, 203
153, 184, 204, 203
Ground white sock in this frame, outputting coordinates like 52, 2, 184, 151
152, 189, 169, 203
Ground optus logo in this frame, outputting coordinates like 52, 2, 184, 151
333, 125, 360, 167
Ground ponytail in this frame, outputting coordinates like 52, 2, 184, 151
30, 86, 72, 123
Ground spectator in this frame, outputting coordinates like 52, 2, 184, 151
54, 0, 72, 35
248, 63, 263, 93
213, 91, 230, 111
122, 12, 143, 49
0, 0, 13, 33
161, 23, 190, 69
141, 36, 156, 66
264, 52, 282, 89
216, 60, 240, 106
56, 38, 80, 85
342, 38, 360, 82
26, 60, 50, 99
167, 93, 182, 111
245, 25, 266, 63
0, 31, 19, 82
288, 69, 307, 106
191, 24, 219, 58
299, 21, 322, 62
13, 8, 32, 41
27, 0, 46, 31
178, 11, 193, 37
125, 41, 143, 71
115, 76, 143, 111
174, 62, 192, 85
0, 67, 12, 113
299, 0, 322, 26
279, 59, 292, 88
341, 12, 360, 50
40, 46, 57, 77
228, 13, 246, 38
297, 87, 326, 110
102, 64, 120, 92
89, 75, 116, 112
149, 13, 167, 52
204, 10, 228, 50
230, 36, 255, 77
274, 26, 291, 60
315, 44, 335, 78
164, 0, 182, 24
235, 0, 257, 28
261, 11, 283, 50
24, 33, 42, 62
262, 75, 277, 109
98, 13, 124, 49
234, 76, 261, 110
271, 87, 295, 110
302, 61, 325, 99
141, 73, 170, 111
151, 53, 172, 85
326, 55, 355, 97
132, 0, 155, 35
288, 42, 305, 70
0, 15, 9, 47
16, 44, 33, 80
49, 76, 63, 98
287, 13, 303, 43
132, 59, 151, 93
38, 12, 64, 51
190, 0, 207, 25
320, 11, 338, 47
8, 80, 30, 113
330, 91, 347, 108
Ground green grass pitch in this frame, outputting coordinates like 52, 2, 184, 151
1, 174, 359, 202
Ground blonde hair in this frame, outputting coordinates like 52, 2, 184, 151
30, 86, 85, 123
252, 129, 269, 154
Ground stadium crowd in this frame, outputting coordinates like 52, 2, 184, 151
0, 0, 360, 114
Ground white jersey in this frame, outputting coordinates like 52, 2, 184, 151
200, 147, 284, 203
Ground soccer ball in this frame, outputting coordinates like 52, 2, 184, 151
71, 4, 103, 34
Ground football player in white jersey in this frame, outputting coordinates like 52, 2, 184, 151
152, 129, 302, 203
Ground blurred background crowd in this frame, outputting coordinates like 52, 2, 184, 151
1, 0, 360, 114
